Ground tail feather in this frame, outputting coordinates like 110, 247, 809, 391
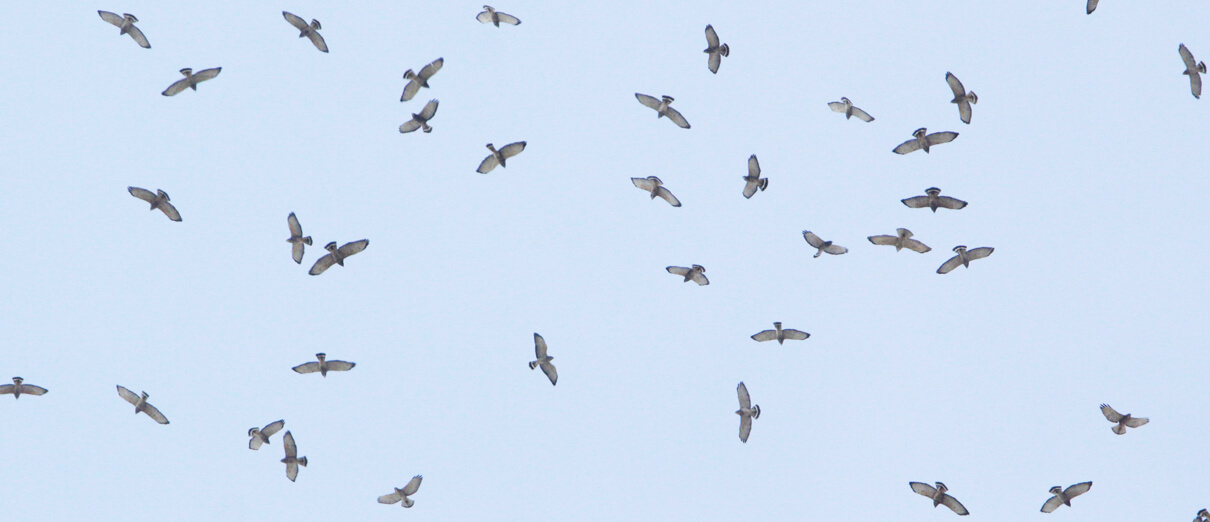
752, 405, 761, 419
528, 361, 538, 370
720, 44, 730, 57
1112, 424, 1126, 435
304, 236, 312, 245
759, 178, 768, 191
299, 457, 308, 467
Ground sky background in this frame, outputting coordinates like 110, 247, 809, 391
2, 1, 1208, 520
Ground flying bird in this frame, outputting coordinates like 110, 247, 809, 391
292, 353, 356, 377
1040, 482, 1092, 513
893, 128, 958, 154
735, 382, 760, 443
909, 482, 970, 516
282, 11, 328, 52
635, 94, 690, 129
937, 245, 993, 274
902, 187, 967, 212
0, 377, 48, 399
530, 333, 557, 386
750, 322, 809, 344
1197, 508, 1209, 522
631, 176, 681, 207
827, 97, 874, 122
287, 213, 312, 264
742, 155, 768, 199
868, 228, 931, 253
1086, 0, 1099, 14
476, 141, 527, 173
378, 475, 424, 508
401, 58, 443, 102
248, 420, 285, 450
116, 385, 169, 424
703, 25, 729, 74
98, 11, 150, 48
1099, 403, 1148, 434
477, 5, 521, 26
309, 240, 369, 275
161, 67, 221, 96
802, 231, 847, 258
667, 265, 708, 285
128, 187, 181, 222
946, 72, 978, 124
399, 99, 439, 134
1180, 43, 1205, 99
281, 431, 307, 482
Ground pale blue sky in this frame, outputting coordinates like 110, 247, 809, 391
2, 1, 1208, 520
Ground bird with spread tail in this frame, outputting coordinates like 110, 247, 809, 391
98, 11, 150, 48
477, 142, 527, 173
703, 25, 729, 74
282, 11, 328, 52
1100, 403, 1148, 434
1040, 482, 1092, 513
378, 475, 424, 508
736, 382, 760, 443
161, 67, 221, 96
0, 377, 48, 399
281, 431, 307, 481
530, 333, 558, 386
248, 420, 285, 450
909, 482, 970, 516
309, 240, 369, 275
128, 187, 181, 222
751, 322, 810, 344
893, 128, 958, 154
868, 228, 931, 253
937, 245, 993, 274
635, 94, 690, 128
667, 265, 708, 285
631, 176, 681, 207
292, 353, 356, 377
116, 385, 169, 424
742, 155, 768, 198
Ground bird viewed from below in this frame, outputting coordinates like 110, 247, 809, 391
0, 377, 48, 399
281, 431, 307, 482
827, 97, 874, 122
127, 187, 182, 222
1087, 0, 1099, 14
742, 155, 768, 199
631, 176, 682, 207
309, 239, 369, 275
802, 230, 847, 258
946, 72, 978, 124
161, 67, 221, 96
937, 245, 994, 274
477, 5, 521, 26
703, 25, 729, 74
97, 11, 150, 48
1179, 43, 1205, 98
378, 475, 424, 508
750, 322, 810, 344
292, 353, 356, 377
116, 385, 169, 424
902, 187, 968, 212
1040, 482, 1092, 512
286, 213, 312, 264
476, 141, 527, 173
399, 99, 439, 134
666, 264, 708, 285
248, 420, 285, 450
1099, 404, 1148, 434
893, 127, 958, 154
634, 93, 691, 129
282, 11, 328, 53
909, 481, 970, 516
735, 382, 760, 443
530, 333, 557, 386
401, 58, 443, 102
868, 228, 931, 253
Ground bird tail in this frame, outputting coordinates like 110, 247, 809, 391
1200, 62, 1207, 74
758, 178, 768, 191
303, 236, 312, 245
720, 44, 730, 57
1112, 424, 1126, 435
813, 251, 822, 258
422, 124, 432, 133
528, 361, 539, 370
752, 405, 761, 419
299, 457, 308, 467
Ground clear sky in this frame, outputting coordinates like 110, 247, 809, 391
2, 1, 1208, 520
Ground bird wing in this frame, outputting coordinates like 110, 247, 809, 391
739, 415, 752, 443
708, 52, 722, 74
966, 247, 994, 260
288, 213, 303, 237
893, 138, 922, 154
945, 72, 966, 98
957, 101, 972, 124
705, 25, 719, 48
937, 254, 964, 274
850, 106, 874, 122
1086, 0, 1099, 14
748, 154, 760, 177
127, 24, 151, 48
401, 79, 421, 102
194, 68, 222, 83
1191, 71, 1203, 99
116, 385, 140, 405
161, 77, 192, 96
802, 231, 825, 248
399, 118, 423, 133
690, 271, 709, 285
868, 235, 898, 247
1064, 481, 1092, 498
666, 266, 689, 277
308, 253, 336, 275
419, 58, 443, 80
901, 195, 930, 208
1124, 416, 1149, 428
477, 154, 500, 174
751, 330, 777, 342
325, 360, 356, 372
1180, 44, 1198, 70
902, 238, 932, 253
476, 11, 494, 23
823, 244, 848, 255
781, 329, 810, 341
286, 462, 299, 481
1041, 495, 1064, 513
18, 384, 48, 396
909, 482, 937, 498
499, 141, 526, 159
742, 180, 760, 199
936, 196, 968, 210
654, 187, 681, 207
378, 492, 402, 504
533, 333, 548, 358
99, 10, 125, 27
737, 382, 752, 409
282, 11, 309, 30
249, 436, 265, 450
635, 93, 662, 110
631, 177, 656, 191
307, 31, 329, 53
1100, 403, 1124, 422
417, 99, 439, 120
540, 362, 558, 385
283, 431, 297, 457
292, 243, 305, 264
402, 475, 423, 495
293, 361, 322, 374
0, 384, 13, 395
128, 187, 157, 203
827, 101, 847, 113
941, 494, 970, 516
338, 239, 369, 257
142, 403, 169, 424
158, 201, 182, 222
664, 107, 691, 129
495, 12, 521, 25
262, 420, 285, 438
926, 131, 959, 146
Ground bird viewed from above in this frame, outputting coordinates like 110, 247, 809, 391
529, 333, 557, 386
631, 175, 682, 207
634, 93, 691, 129
115, 385, 169, 424
378, 475, 424, 508
909, 481, 971, 516
937, 245, 994, 274
867, 228, 931, 253
292, 353, 356, 377
282, 11, 328, 53
1099, 404, 1149, 434
666, 264, 708, 285
400, 58, 443, 102
127, 187, 182, 222
286, 212, 312, 264
477, 5, 521, 27
161, 67, 221, 96
1040, 482, 1092, 513
827, 97, 874, 122
750, 322, 810, 344
309, 239, 369, 275
248, 420, 285, 450
0, 377, 48, 399
901, 187, 968, 212
703, 25, 729, 74
399, 99, 439, 134
735, 382, 760, 443
802, 230, 847, 257
1179, 43, 1205, 99
280, 431, 307, 482
945, 72, 978, 124
476, 141, 526, 173
741, 154, 768, 199
97, 11, 150, 48
893, 127, 959, 154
